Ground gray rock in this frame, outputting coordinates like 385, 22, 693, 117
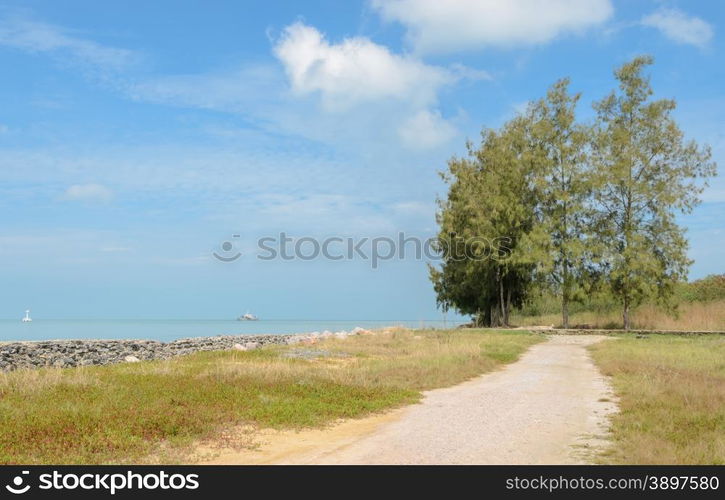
0, 333, 305, 372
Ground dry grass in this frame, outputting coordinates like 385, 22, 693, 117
590, 334, 725, 464
0, 329, 540, 464
512, 299, 725, 331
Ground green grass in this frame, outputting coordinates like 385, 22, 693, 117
590, 334, 725, 464
0, 328, 540, 464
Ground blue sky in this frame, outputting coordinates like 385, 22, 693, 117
1, 0, 723, 320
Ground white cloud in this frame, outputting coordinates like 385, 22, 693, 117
371, 0, 613, 53
273, 21, 453, 109
269, 22, 468, 150
398, 110, 457, 150
62, 183, 114, 202
641, 8, 713, 48
0, 16, 137, 72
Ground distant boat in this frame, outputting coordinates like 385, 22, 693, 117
237, 312, 258, 321
21, 309, 32, 323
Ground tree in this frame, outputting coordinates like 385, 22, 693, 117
430, 116, 538, 326
524, 78, 592, 328
590, 56, 716, 329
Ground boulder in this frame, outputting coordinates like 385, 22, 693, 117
351, 326, 373, 335
123, 355, 141, 363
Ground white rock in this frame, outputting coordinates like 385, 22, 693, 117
232, 343, 247, 351
124, 355, 141, 363
244, 342, 260, 350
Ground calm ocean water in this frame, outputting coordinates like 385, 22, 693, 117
0, 319, 465, 343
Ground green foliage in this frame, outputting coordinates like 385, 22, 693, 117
518, 285, 618, 318
678, 274, 725, 303
523, 78, 595, 327
432, 55, 717, 330
431, 118, 538, 326
521, 275, 725, 317
590, 56, 716, 328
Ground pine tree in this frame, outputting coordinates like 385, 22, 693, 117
525, 78, 592, 328
431, 117, 537, 326
591, 56, 716, 329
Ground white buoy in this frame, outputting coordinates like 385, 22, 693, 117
21, 309, 32, 323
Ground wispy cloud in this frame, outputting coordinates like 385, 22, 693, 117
0, 15, 139, 75
641, 8, 713, 48
449, 63, 493, 82
131, 21, 482, 151
61, 183, 114, 203
128, 64, 286, 115
0, 13, 475, 154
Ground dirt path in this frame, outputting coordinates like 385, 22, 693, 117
199, 335, 617, 465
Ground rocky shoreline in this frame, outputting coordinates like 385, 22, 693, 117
0, 328, 369, 372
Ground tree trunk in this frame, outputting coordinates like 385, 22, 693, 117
623, 296, 630, 330
505, 285, 512, 327
483, 308, 492, 327
562, 260, 570, 328
499, 275, 506, 327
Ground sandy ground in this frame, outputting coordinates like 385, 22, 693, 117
198, 335, 618, 465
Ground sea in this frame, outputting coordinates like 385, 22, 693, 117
0, 319, 466, 343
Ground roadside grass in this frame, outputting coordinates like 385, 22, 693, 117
511, 299, 725, 331
0, 329, 540, 464
590, 334, 725, 464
